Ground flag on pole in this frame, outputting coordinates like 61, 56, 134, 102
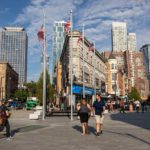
89, 43, 94, 51
64, 19, 71, 33
37, 25, 44, 42
77, 34, 83, 43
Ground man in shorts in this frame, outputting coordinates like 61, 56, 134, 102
93, 93, 105, 136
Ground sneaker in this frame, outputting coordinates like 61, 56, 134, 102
6, 136, 12, 140
95, 132, 100, 136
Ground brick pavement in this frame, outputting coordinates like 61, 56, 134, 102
0, 110, 150, 150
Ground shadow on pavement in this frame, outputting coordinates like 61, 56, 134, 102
105, 130, 150, 145
110, 112, 150, 130
11, 125, 46, 137
72, 125, 95, 135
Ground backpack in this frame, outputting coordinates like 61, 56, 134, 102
0, 106, 7, 126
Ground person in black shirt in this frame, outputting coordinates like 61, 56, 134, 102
0, 100, 11, 139
77, 98, 91, 135
93, 93, 105, 136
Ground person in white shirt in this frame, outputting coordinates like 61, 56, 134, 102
134, 100, 140, 113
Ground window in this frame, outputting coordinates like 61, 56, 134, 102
112, 84, 116, 92
112, 73, 117, 81
84, 73, 90, 83
95, 78, 99, 86
136, 58, 141, 66
111, 63, 115, 69
138, 70, 143, 78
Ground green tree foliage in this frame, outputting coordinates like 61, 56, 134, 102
14, 89, 29, 102
24, 81, 37, 97
37, 70, 54, 105
129, 87, 141, 101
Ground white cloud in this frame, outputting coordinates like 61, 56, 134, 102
13, 0, 150, 81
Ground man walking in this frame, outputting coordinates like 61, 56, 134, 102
0, 100, 11, 140
120, 99, 125, 113
93, 93, 105, 136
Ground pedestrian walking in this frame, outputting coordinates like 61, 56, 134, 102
134, 100, 140, 113
78, 98, 91, 135
120, 99, 125, 113
0, 100, 12, 140
93, 93, 105, 136
141, 100, 146, 113
109, 100, 113, 113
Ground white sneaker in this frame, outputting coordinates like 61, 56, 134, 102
6, 136, 13, 140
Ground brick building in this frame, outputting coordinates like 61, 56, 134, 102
103, 50, 149, 100
0, 61, 18, 100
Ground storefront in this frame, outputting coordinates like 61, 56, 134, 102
72, 85, 95, 105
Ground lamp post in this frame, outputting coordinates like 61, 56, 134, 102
0, 76, 4, 100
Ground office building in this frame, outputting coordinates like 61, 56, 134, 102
60, 31, 106, 106
128, 33, 136, 51
0, 27, 27, 86
141, 44, 150, 91
52, 21, 65, 84
112, 22, 127, 52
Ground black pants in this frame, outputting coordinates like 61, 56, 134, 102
4, 119, 11, 137
120, 107, 125, 113
136, 107, 139, 113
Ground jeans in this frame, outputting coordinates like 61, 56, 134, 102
4, 119, 11, 137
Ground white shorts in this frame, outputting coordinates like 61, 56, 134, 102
95, 115, 104, 124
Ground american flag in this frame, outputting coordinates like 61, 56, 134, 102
77, 34, 83, 43
64, 19, 71, 33
89, 43, 94, 51
37, 25, 44, 42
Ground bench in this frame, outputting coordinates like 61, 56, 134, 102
46, 110, 78, 117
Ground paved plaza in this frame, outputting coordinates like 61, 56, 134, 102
0, 110, 150, 150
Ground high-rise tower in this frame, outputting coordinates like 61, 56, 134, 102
112, 22, 127, 52
0, 27, 28, 86
52, 21, 65, 83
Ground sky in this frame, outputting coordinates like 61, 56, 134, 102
0, 0, 150, 82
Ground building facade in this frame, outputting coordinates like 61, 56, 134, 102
127, 33, 136, 51
0, 61, 18, 100
105, 53, 125, 96
112, 22, 127, 52
60, 31, 106, 105
140, 44, 150, 91
0, 27, 27, 86
52, 21, 65, 84
104, 50, 149, 100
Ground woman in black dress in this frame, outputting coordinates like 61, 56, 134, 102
78, 98, 91, 135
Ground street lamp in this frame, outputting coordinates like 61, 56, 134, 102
0, 76, 4, 100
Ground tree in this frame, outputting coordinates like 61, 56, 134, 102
24, 81, 37, 97
14, 89, 29, 102
129, 87, 141, 101
37, 70, 54, 105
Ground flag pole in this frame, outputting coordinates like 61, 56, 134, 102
93, 41, 96, 96
70, 10, 73, 121
82, 24, 85, 98
42, 9, 46, 120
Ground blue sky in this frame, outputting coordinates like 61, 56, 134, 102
0, 0, 150, 82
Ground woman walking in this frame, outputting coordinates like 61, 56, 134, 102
78, 98, 91, 135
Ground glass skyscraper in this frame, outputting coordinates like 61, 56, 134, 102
0, 27, 28, 86
141, 44, 150, 91
52, 21, 65, 83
